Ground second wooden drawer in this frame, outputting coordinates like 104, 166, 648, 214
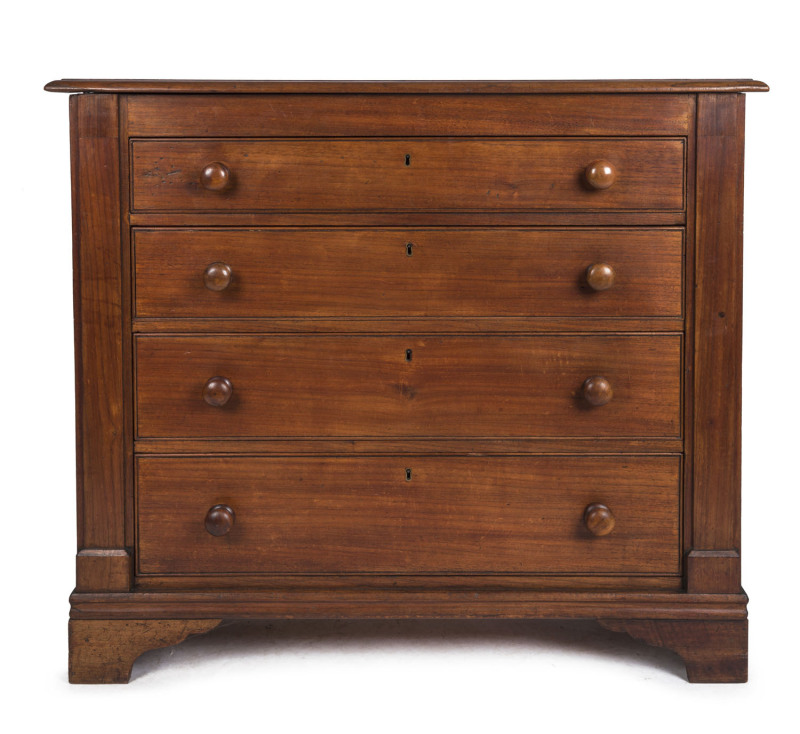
135, 335, 682, 438
134, 228, 683, 319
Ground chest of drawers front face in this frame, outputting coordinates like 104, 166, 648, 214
123, 93, 691, 584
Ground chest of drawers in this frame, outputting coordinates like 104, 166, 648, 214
45, 78, 768, 683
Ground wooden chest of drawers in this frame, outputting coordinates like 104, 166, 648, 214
45, 78, 768, 683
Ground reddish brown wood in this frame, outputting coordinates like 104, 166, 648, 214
584, 503, 616, 536
72, 94, 126, 558
132, 317, 685, 335
133, 228, 683, 319
133, 574, 684, 592
201, 376, 233, 407
598, 619, 747, 682
581, 376, 614, 407
75, 549, 131, 592
69, 590, 746, 621
47, 80, 765, 682
203, 262, 233, 291
133, 437, 685, 455
44, 79, 769, 94
585, 262, 616, 291
584, 160, 617, 189
68, 619, 222, 683
135, 335, 682, 438
131, 138, 685, 213
118, 94, 136, 551
690, 94, 746, 593
686, 550, 742, 593
204, 504, 235, 536
136, 455, 680, 575
123, 94, 694, 137
200, 161, 231, 191
130, 211, 687, 227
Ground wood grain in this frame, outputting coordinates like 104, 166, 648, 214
47, 80, 766, 683
132, 318, 686, 335
132, 317, 686, 334
125, 94, 692, 137
133, 228, 683, 319
599, 619, 747, 682
132, 437, 684, 454
72, 94, 125, 552
44, 79, 770, 94
69, 589, 747, 621
129, 211, 687, 227
686, 550, 741, 593
75, 549, 131, 592
690, 94, 745, 591
135, 335, 682, 439
133, 574, 683, 592
69, 619, 221, 683
130, 138, 686, 212
136, 455, 680, 575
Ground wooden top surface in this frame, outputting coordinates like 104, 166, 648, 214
44, 79, 769, 94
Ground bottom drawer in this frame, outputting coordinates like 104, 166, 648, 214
136, 456, 680, 576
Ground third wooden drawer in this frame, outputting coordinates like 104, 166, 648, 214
135, 334, 682, 439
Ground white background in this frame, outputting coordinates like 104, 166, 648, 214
1, 1, 796, 731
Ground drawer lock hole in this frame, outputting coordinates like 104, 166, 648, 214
405, 154, 411, 166
405, 468, 412, 481
406, 243, 414, 256
405, 349, 413, 361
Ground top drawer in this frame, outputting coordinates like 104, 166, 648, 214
126, 94, 693, 137
130, 138, 685, 213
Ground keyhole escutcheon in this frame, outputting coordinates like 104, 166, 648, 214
406, 243, 414, 256
405, 154, 411, 166
405, 349, 413, 362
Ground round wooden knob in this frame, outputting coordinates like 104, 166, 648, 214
584, 503, 615, 536
585, 160, 617, 190
204, 262, 233, 291
586, 263, 616, 291
205, 504, 235, 536
203, 376, 233, 407
582, 376, 613, 407
200, 162, 231, 191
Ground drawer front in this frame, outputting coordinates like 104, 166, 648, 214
134, 228, 683, 319
126, 94, 693, 137
131, 138, 685, 212
135, 335, 681, 438
136, 455, 681, 575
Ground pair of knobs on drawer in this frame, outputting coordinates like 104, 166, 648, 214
200, 160, 618, 192
203, 502, 615, 537
203, 262, 615, 292
201, 375, 613, 408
